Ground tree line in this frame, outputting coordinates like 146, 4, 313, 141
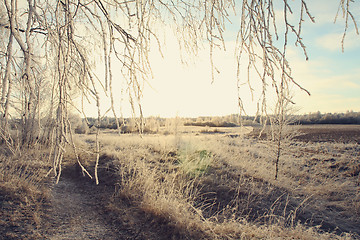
73, 111, 360, 134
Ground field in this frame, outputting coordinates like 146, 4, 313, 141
1, 124, 360, 239
294, 125, 360, 143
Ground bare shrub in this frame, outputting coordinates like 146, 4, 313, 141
74, 121, 89, 135
269, 98, 301, 180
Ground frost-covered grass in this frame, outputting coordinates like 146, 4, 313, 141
75, 126, 360, 239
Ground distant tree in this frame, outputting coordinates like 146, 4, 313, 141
295, 111, 360, 125
0, 0, 358, 183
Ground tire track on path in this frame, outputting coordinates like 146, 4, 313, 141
46, 169, 132, 240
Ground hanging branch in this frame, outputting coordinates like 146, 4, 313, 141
236, 0, 313, 124
107, 25, 121, 134
335, 0, 359, 52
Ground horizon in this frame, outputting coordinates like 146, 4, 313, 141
81, 109, 360, 120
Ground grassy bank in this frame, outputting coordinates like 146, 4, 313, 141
76, 129, 359, 239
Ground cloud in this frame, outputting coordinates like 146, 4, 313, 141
315, 30, 360, 51
289, 53, 360, 114
295, 93, 360, 113
307, 1, 338, 25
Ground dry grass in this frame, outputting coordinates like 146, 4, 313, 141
1, 124, 358, 239
76, 128, 359, 239
203, 135, 360, 233
0, 146, 51, 239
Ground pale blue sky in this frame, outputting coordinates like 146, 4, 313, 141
85, 1, 360, 118
288, 0, 360, 114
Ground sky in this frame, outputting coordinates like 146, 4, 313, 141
84, 0, 360, 118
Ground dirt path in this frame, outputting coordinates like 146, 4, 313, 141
44, 168, 133, 240
40, 165, 185, 240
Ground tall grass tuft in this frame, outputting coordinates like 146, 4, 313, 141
177, 144, 212, 177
